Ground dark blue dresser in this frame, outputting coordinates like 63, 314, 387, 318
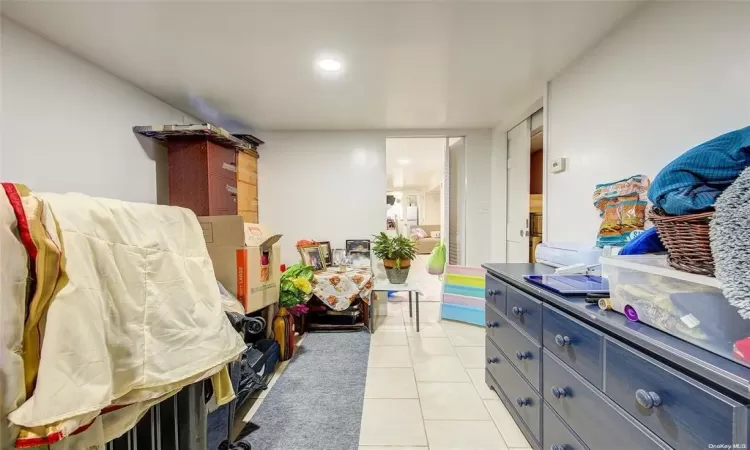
482, 263, 750, 450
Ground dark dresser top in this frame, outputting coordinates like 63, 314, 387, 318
482, 263, 750, 402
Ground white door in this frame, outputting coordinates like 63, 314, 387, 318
506, 120, 531, 263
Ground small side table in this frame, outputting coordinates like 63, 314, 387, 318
372, 281, 424, 332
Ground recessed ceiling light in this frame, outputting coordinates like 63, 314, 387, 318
397, 159, 411, 165
317, 58, 342, 72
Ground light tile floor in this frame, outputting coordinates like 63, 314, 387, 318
359, 301, 532, 450
237, 265, 531, 450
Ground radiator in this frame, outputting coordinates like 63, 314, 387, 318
448, 238, 459, 265
106, 382, 206, 450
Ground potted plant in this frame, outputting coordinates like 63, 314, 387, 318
372, 232, 417, 284
274, 264, 314, 360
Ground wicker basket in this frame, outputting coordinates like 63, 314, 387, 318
649, 208, 714, 276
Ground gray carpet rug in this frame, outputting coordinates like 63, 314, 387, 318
245, 330, 371, 450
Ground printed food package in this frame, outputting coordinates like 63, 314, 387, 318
594, 175, 650, 247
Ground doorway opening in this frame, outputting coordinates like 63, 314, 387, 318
506, 108, 544, 263
384, 136, 465, 301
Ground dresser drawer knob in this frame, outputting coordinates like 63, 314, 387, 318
635, 389, 662, 409
486, 321, 499, 328
551, 386, 568, 399
554, 334, 571, 347
512, 306, 525, 316
487, 357, 499, 364
516, 350, 531, 360
550, 445, 566, 450
487, 289, 498, 296
516, 397, 531, 407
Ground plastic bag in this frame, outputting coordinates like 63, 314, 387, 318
218, 281, 246, 315
427, 241, 447, 276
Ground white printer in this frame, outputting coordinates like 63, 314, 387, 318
535, 242, 607, 275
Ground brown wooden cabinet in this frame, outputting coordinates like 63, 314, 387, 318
168, 138, 239, 216
236, 151, 259, 223
134, 124, 261, 221
166, 138, 260, 220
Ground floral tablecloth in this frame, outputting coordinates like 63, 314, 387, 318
311, 268, 374, 311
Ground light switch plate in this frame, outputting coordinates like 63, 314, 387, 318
551, 157, 567, 173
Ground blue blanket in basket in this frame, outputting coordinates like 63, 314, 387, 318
648, 126, 750, 215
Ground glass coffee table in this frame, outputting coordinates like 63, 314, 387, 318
371, 281, 424, 332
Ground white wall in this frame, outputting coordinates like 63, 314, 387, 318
259, 129, 492, 267
1, 19, 195, 203
258, 131, 387, 267
424, 191, 441, 225
546, 2, 750, 245
490, 126, 508, 263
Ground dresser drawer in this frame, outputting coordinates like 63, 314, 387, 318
543, 404, 588, 450
485, 302, 506, 344
543, 350, 670, 450
237, 180, 258, 212
208, 175, 238, 214
542, 304, 603, 388
207, 142, 237, 179
506, 286, 542, 343
489, 311, 541, 390
485, 370, 540, 450
486, 337, 541, 441
485, 274, 507, 312
605, 338, 748, 449
236, 151, 258, 184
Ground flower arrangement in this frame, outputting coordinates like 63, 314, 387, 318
288, 303, 309, 317
279, 263, 314, 308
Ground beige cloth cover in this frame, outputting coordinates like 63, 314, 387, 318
0, 190, 29, 449
5, 192, 246, 442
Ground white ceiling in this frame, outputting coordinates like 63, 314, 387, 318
386, 137, 446, 190
2, 1, 640, 131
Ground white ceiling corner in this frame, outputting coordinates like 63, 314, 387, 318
386, 137, 445, 190
2, 1, 640, 130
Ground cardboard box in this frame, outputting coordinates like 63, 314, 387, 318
198, 216, 282, 313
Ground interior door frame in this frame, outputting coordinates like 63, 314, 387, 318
446, 136, 467, 266
505, 119, 531, 263
384, 135, 466, 266
500, 96, 547, 263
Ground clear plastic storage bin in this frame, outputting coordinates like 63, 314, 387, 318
601, 255, 750, 367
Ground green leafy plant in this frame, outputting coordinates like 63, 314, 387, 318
279, 263, 314, 308
371, 232, 417, 269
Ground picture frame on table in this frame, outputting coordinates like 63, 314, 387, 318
332, 248, 347, 266
318, 241, 332, 266
345, 239, 371, 268
300, 245, 327, 271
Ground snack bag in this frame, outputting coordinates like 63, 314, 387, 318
620, 198, 647, 233
594, 175, 651, 247
599, 201, 622, 236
